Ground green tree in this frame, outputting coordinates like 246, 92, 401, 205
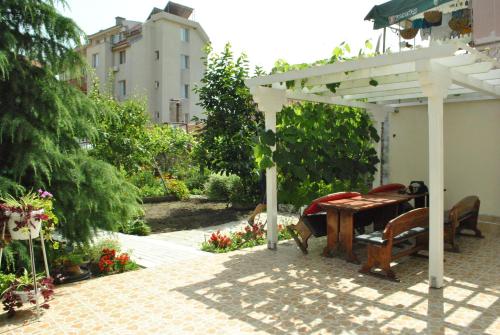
90, 89, 151, 175
194, 43, 264, 196
0, 0, 140, 242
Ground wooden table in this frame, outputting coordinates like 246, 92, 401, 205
319, 192, 423, 263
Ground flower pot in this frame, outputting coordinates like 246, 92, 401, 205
63, 260, 84, 275
6, 209, 44, 240
14, 289, 43, 304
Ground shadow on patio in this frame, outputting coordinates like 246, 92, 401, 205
174, 222, 499, 334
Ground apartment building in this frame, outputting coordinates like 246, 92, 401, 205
84, 2, 209, 124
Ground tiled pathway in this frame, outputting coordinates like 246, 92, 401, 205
2, 222, 499, 335
101, 213, 298, 268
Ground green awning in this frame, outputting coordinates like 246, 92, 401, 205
365, 0, 454, 29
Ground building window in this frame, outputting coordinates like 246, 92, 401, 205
180, 28, 189, 42
182, 84, 189, 99
92, 53, 99, 68
155, 50, 159, 60
119, 50, 126, 65
154, 81, 160, 88
118, 80, 126, 96
155, 111, 160, 120
181, 55, 189, 69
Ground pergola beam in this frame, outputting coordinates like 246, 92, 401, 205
286, 90, 387, 112
245, 44, 458, 87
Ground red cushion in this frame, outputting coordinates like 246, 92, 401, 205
303, 192, 361, 216
368, 183, 406, 194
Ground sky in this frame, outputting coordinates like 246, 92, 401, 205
57, 0, 395, 71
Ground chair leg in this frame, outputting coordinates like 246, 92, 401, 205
248, 203, 266, 225
457, 216, 484, 238
289, 220, 311, 254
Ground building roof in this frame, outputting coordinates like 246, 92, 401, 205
165, 1, 193, 19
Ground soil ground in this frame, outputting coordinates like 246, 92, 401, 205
142, 198, 253, 233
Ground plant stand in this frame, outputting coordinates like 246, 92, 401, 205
0, 222, 50, 318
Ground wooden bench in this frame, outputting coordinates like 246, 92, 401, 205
355, 207, 429, 281
444, 195, 482, 252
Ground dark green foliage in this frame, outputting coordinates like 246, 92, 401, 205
194, 44, 263, 196
0, 0, 141, 242
255, 102, 379, 208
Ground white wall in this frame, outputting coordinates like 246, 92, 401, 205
387, 99, 500, 216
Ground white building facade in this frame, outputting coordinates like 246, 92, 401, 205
84, 2, 209, 124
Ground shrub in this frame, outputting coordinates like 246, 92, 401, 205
183, 168, 210, 194
119, 218, 151, 236
204, 174, 240, 202
128, 170, 164, 198
163, 178, 189, 200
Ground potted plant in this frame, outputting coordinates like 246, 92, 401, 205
1, 269, 54, 317
0, 191, 52, 240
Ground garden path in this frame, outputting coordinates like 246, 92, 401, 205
98, 213, 298, 268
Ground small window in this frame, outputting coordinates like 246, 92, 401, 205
92, 53, 99, 68
182, 84, 189, 99
119, 50, 126, 64
181, 55, 189, 69
155, 111, 160, 119
118, 80, 126, 96
154, 81, 160, 88
155, 50, 160, 60
180, 28, 189, 42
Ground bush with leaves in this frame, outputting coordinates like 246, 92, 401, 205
119, 218, 151, 236
0, 0, 141, 244
204, 174, 239, 202
255, 102, 379, 208
194, 43, 264, 199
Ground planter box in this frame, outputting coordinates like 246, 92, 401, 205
5, 209, 43, 240
15, 289, 42, 304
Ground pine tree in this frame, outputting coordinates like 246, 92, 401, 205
0, 0, 140, 242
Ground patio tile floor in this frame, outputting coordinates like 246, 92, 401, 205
1, 222, 499, 335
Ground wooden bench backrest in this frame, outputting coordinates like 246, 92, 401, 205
383, 207, 429, 239
448, 196, 480, 221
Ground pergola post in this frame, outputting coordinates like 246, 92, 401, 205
250, 86, 287, 250
418, 61, 451, 289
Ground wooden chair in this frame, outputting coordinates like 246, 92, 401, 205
444, 195, 482, 252
288, 192, 360, 254
356, 207, 429, 281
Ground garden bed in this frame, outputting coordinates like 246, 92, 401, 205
143, 198, 253, 234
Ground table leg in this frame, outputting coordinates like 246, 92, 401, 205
322, 209, 339, 257
339, 211, 359, 264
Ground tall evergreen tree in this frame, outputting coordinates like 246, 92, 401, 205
0, 0, 140, 242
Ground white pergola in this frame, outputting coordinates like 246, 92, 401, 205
245, 42, 500, 289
